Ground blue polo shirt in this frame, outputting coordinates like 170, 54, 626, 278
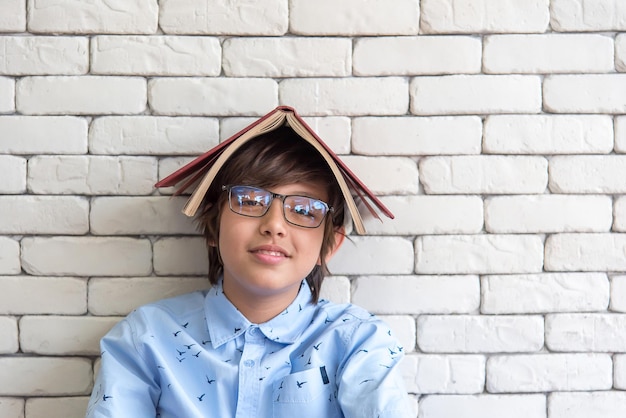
86, 280, 412, 417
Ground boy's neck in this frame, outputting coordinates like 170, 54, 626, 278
222, 280, 300, 324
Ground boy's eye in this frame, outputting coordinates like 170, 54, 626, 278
239, 198, 264, 206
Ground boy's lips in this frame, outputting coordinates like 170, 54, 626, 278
249, 245, 290, 258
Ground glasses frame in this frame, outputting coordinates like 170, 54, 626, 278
222, 185, 333, 229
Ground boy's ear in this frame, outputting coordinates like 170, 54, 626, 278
324, 227, 346, 262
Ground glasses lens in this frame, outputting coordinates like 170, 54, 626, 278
284, 196, 328, 228
229, 186, 271, 216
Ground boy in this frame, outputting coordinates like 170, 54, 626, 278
86, 125, 412, 417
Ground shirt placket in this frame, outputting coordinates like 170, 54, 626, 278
235, 325, 265, 417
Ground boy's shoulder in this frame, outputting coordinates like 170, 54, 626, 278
316, 299, 379, 324
130, 289, 210, 320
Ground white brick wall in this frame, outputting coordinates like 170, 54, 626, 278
4, 2, 626, 418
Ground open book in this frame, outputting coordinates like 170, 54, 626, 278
155, 106, 393, 234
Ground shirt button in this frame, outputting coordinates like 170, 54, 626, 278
244, 360, 255, 367
249, 327, 258, 336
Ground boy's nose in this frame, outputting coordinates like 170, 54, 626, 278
259, 199, 287, 236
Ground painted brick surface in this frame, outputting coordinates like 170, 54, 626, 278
410, 75, 542, 115
290, 0, 419, 35
353, 36, 481, 76
0, 36, 88, 75
487, 354, 613, 392
421, 0, 549, 33
0, 116, 88, 154
483, 115, 613, 154
483, 34, 613, 74
4, 2, 626, 417
223, 38, 351, 77
159, 0, 288, 35
91, 36, 221, 76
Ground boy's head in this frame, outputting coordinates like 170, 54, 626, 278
196, 126, 346, 303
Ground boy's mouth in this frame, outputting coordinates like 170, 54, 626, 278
249, 245, 290, 258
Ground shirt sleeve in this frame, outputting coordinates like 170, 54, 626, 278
337, 318, 413, 418
85, 313, 160, 418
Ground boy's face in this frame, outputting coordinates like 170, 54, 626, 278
218, 181, 328, 317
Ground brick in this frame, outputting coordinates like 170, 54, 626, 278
551, 0, 626, 31
0, 196, 88, 235
421, 0, 549, 34
487, 354, 612, 392
615, 116, 626, 152
0, 36, 88, 75
21, 237, 152, 276
300, 117, 351, 154
363, 196, 483, 236
156, 156, 195, 196
90, 116, 218, 155
420, 156, 548, 194
402, 355, 485, 394
0, 76, 15, 113
544, 75, 626, 113
550, 156, 626, 193
611, 276, 626, 312
17, 76, 146, 115
221, 116, 351, 154
279, 78, 409, 116
549, 392, 626, 418
546, 233, 626, 271
91, 197, 198, 235
0, 317, 18, 354
341, 156, 417, 195
0, 116, 87, 154
484, 115, 613, 154
290, 0, 419, 35
0, 237, 20, 275
328, 237, 414, 275
149, 78, 277, 116
0, 156, 26, 194
25, 397, 89, 418
159, 0, 287, 35
88, 277, 209, 316
352, 116, 482, 156
482, 273, 609, 314
410, 75, 542, 115
353, 275, 479, 314
0, 398, 24, 418
616, 34, 626, 72
319, 276, 350, 305
28, 156, 157, 195
485, 195, 612, 233
153, 237, 208, 275
419, 394, 546, 418
20, 316, 119, 355
546, 314, 626, 352
224, 37, 351, 77
611, 197, 626, 231
354, 35, 480, 76
615, 355, 626, 389
0, 357, 92, 396
0, 0, 25, 32
416, 235, 544, 274
28, 0, 158, 34
484, 34, 613, 74
92, 36, 221, 76
0, 276, 86, 315
418, 315, 543, 353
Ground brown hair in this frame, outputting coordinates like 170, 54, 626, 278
195, 126, 345, 303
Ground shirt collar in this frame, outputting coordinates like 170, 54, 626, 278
204, 279, 316, 348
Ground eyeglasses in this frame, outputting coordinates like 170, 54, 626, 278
222, 185, 333, 229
